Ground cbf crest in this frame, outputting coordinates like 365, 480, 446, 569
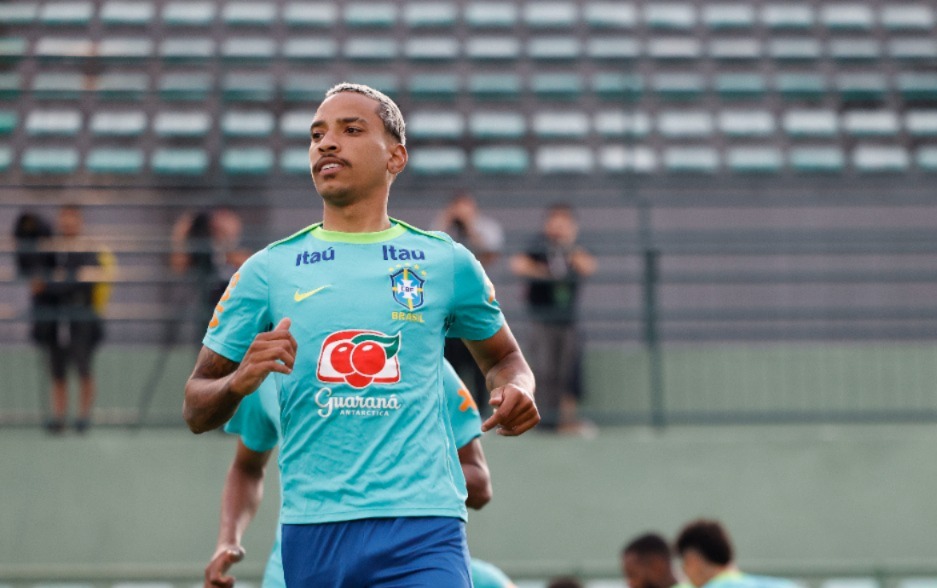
390, 267, 425, 311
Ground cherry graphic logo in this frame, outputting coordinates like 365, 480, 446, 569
317, 330, 402, 389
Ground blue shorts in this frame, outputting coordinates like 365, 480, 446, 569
281, 517, 471, 588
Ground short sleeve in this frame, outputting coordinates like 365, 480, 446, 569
224, 382, 278, 453
202, 248, 271, 362
443, 361, 482, 448
446, 242, 504, 341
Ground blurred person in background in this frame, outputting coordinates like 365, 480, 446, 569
25, 205, 115, 434
511, 203, 596, 434
546, 577, 584, 588
675, 519, 798, 588
434, 190, 505, 411
622, 532, 687, 588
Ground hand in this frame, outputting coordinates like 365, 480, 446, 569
229, 318, 297, 397
204, 544, 245, 588
482, 384, 540, 436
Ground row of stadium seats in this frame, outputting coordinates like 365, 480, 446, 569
7, 35, 937, 62
5, 71, 937, 103
7, 109, 937, 140
4, 144, 937, 175
2, 2, 934, 31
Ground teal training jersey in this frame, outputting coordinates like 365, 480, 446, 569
471, 559, 517, 588
705, 571, 801, 588
205, 220, 502, 525
224, 360, 484, 588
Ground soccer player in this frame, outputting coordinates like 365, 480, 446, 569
674, 519, 798, 588
183, 83, 539, 586
621, 532, 687, 588
204, 361, 504, 587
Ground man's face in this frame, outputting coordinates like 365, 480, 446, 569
58, 208, 82, 238
544, 210, 577, 245
622, 552, 669, 588
308, 91, 405, 206
680, 550, 707, 588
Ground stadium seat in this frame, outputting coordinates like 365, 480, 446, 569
407, 112, 464, 140
162, 1, 214, 26
703, 4, 755, 29
86, 147, 144, 174
887, 39, 937, 62
586, 37, 641, 61
0, 145, 12, 172
408, 147, 467, 174
33, 37, 93, 60
718, 110, 775, 137
351, 74, 398, 97
536, 146, 594, 173
100, 1, 155, 26
21, 147, 80, 174
283, 38, 338, 60
280, 110, 312, 138
896, 73, 937, 102
905, 111, 937, 136
151, 147, 208, 174
648, 38, 702, 61
31, 73, 86, 100
835, 74, 888, 103
469, 74, 522, 100
658, 111, 714, 138
25, 110, 82, 136
466, 37, 521, 61
408, 74, 460, 101
768, 38, 822, 61
282, 75, 335, 102
222, 2, 276, 26
153, 112, 211, 137
283, 3, 337, 27
159, 38, 215, 61
708, 38, 762, 61
280, 147, 310, 174
221, 38, 276, 61
828, 39, 881, 62
644, 4, 696, 30
464, 3, 517, 28
664, 147, 719, 173
820, 5, 874, 30
726, 147, 783, 173
222, 73, 275, 102
344, 3, 396, 28
39, 1, 93, 25
776, 73, 828, 101
89, 111, 147, 136
98, 38, 153, 60
584, 3, 635, 29
881, 6, 934, 31
0, 111, 17, 135
472, 146, 528, 173
528, 37, 581, 61
594, 111, 651, 137
159, 73, 212, 101
599, 146, 657, 173
715, 73, 767, 100
592, 72, 643, 101
403, 3, 457, 28
783, 110, 838, 137
0, 3, 38, 25
652, 74, 705, 100
0, 73, 20, 100
344, 38, 398, 61
523, 3, 577, 29
469, 112, 526, 139
532, 111, 590, 138
222, 147, 274, 174
221, 111, 276, 137
789, 146, 845, 172
761, 4, 814, 30
531, 73, 583, 100
842, 111, 900, 137
853, 146, 909, 172
404, 38, 459, 61
96, 72, 148, 100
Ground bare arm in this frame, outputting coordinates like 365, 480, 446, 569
458, 438, 492, 509
570, 247, 598, 277
510, 253, 550, 279
183, 318, 297, 434
463, 324, 539, 436
204, 440, 272, 588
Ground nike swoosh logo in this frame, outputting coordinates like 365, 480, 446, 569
294, 285, 331, 302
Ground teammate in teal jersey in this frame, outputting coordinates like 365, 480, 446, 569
204, 361, 513, 587
675, 519, 799, 588
184, 83, 538, 586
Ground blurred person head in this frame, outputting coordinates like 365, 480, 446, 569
210, 207, 243, 248
622, 533, 680, 588
58, 204, 83, 238
546, 578, 584, 588
675, 519, 735, 588
543, 203, 579, 246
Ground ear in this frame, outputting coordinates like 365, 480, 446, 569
387, 143, 408, 175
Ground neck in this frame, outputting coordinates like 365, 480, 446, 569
321, 195, 391, 233
701, 565, 739, 587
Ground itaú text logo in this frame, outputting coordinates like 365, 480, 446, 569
316, 329, 402, 389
